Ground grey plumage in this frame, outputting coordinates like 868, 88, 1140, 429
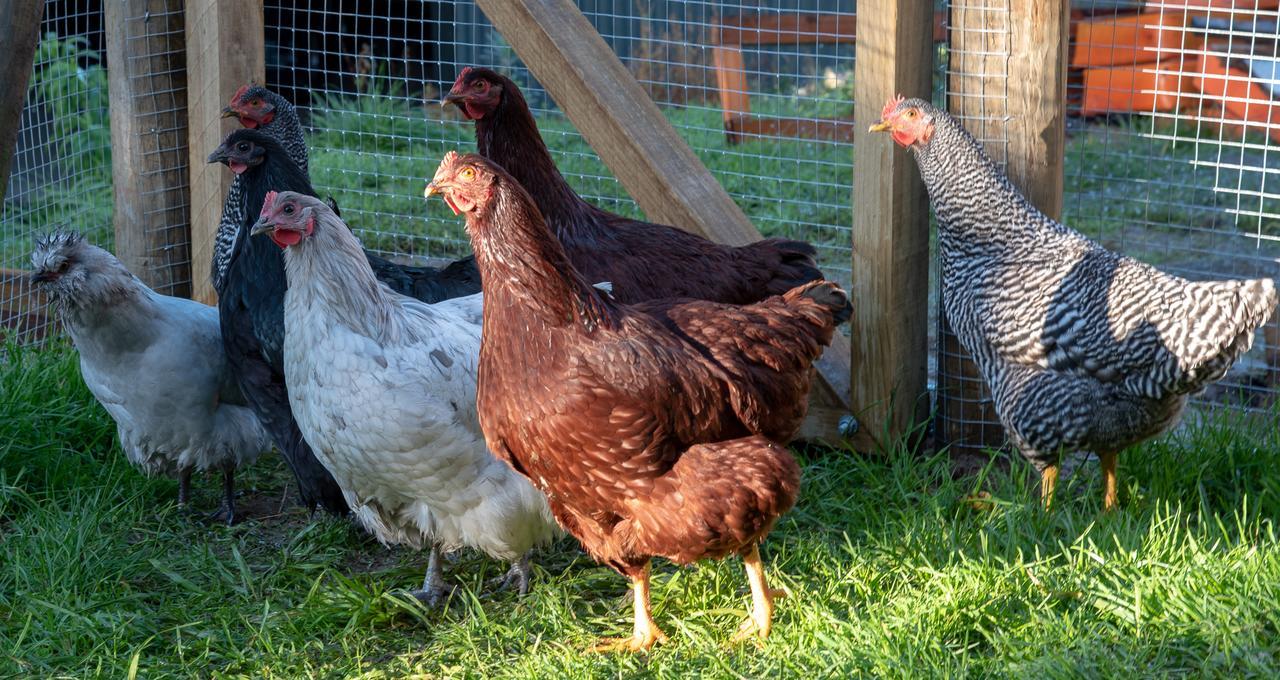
879, 98, 1277, 506
31, 231, 271, 523
211, 85, 308, 294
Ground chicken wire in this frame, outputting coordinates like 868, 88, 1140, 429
261, 0, 858, 292
1, 0, 191, 342
1, 1, 111, 342
939, 0, 1280, 457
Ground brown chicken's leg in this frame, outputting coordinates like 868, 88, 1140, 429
731, 543, 787, 643
1040, 464, 1060, 509
591, 562, 668, 653
1100, 450, 1119, 512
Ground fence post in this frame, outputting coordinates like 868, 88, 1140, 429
850, 0, 935, 444
0, 1, 45, 207
184, 0, 264, 305
105, 0, 192, 297
939, 0, 1069, 455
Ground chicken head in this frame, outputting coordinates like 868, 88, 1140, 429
425, 150, 497, 217
221, 83, 277, 129
443, 67, 504, 121
869, 95, 935, 149
207, 129, 269, 175
251, 190, 317, 249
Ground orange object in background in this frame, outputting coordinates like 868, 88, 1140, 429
1191, 53, 1280, 143
1080, 60, 1195, 115
1071, 11, 1202, 69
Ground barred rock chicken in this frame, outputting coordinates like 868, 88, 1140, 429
209, 128, 482, 516
212, 84, 309, 295
872, 96, 1278, 510
427, 152, 850, 650
444, 67, 823, 305
251, 190, 558, 604
30, 232, 270, 524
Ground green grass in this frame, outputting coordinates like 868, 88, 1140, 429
3, 342, 1279, 677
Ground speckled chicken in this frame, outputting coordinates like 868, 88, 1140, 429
251, 190, 558, 605
873, 96, 1278, 510
30, 232, 270, 524
427, 152, 849, 651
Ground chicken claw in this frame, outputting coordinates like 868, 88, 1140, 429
409, 546, 456, 608
590, 564, 668, 653
488, 552, 532, 595
730, 544, 786, 644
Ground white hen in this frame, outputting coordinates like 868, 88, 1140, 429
252, 191, 558, 604
30, 232, 270, 524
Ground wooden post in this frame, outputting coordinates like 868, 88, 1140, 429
105, 0, 192, 297
850, 0, 934, 443
184, 0, 264, 304
940, 0, 1069, 454
0, 1, 44, 206
473, 0, 870, 449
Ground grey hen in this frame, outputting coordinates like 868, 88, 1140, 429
873, 96, 1277, 510
31, 232, 271, 524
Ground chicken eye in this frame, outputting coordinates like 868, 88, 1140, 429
459, 167, 476, 182
250, 98, 262, 106
57, 260, 70, 273
473, 80, 487, 90
905, 110, 917, 119
283, 204, 295, 215
236, 142, 249, 152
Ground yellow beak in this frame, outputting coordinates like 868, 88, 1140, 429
868, 121, 892, 133
424, 181, 441, 199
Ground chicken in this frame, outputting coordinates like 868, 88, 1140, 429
426, 151, 850, 650
218, 83, 482, 301
250, 190, 558, 604
29, 231, 270, 524
444, 67, 824, 305
212, 84, 309, 295
872, 96, 1278, 510
208, 128, 484, 516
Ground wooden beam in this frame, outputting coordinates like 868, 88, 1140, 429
0, 1, 44, 206
940, 0, 1070, 454
850, 0, 934, 444
105, 0, 192, 297
1, 268, 50, 343
184, 0, 264, 304
472, 0, 868, 449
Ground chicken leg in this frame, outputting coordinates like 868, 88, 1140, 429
1100, 450, 1119, 512
591, 562, 668, 653
731, 544, 787, 643
489, 551, 532, 595
1040, 464, 1060, 510
209, 462, 238, 526
177, 467, 193, 507
411, 546, 456, 608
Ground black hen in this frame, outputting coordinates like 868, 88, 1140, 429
208, 129, 481, 515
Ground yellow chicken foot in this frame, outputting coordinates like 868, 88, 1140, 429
1100, 450, 1119, 512
731, 544, 786, 643
591, 563, 668, 653
1041, 464, 1060, 510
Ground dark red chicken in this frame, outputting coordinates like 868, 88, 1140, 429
426, 151, 849, 651
443, 67, 825, 305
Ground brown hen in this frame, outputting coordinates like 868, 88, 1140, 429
426, 151, 849, 651
443, 67, 825, 305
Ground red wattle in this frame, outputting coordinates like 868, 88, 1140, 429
444, 195, 461, 215
270, 229, 304, 249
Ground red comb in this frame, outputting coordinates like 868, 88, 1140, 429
881, 94, 905, 120
260, 190, 278, 218
450, 67, 473, 93
229, 84, 250, 106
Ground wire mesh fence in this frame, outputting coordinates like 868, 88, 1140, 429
1, 1, 111, 342
3, 0, 1278, 450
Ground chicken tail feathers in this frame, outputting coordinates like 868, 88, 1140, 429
751, 238, 825, 298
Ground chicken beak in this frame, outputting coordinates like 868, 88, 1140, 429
249, 215, 274, 237
29, 270, 55, 284
424, 181, 442, 199
868, 120, 892, 133
440, 92, 463, 107
206, 147, 227, 164
220, 106, 238, 119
